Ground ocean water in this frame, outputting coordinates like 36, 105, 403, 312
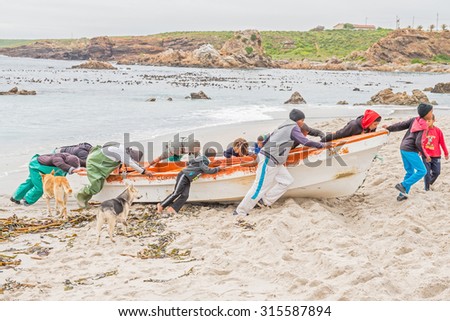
1, 55, 449, 193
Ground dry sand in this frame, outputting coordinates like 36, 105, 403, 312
1, 116, 450, 300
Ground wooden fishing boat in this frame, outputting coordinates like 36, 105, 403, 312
69, 131, 389, 203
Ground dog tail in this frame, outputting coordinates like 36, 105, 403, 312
60, 179, 73, 195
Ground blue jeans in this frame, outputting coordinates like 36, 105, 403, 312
422, 156, 441, 190
400, 150, 427, 194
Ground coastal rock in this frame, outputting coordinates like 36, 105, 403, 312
71, 60, 117, 70
367, 88, 430, 106
0, 87, 36, 95
192, 44, 221, 65
117, 30, 273, 69
337, 100, 349, 105
358, 29, 450, 64
190, 91, 210, 99
146, 98, 156, 102
284, 91, 306, 104
424, 87, 433, 91
431, 82, 450, 94
86, 36, 114, 60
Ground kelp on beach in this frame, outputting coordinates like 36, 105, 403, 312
0, 213, 96, 242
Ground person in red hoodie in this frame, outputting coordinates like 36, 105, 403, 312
423, 114, 449, 191
383, 103, 433, 201
321, 109, 382, 142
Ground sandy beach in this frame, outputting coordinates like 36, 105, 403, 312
1, 116, 450, 301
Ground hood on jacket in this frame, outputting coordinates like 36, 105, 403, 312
411, 117, 428, 133
361, 109, 381, 129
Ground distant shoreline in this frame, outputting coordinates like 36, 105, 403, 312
1, 29, 449, 73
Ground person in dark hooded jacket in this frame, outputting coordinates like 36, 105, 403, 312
157, 148, 222, 214
54, 142, 93, 167
321, 109, 382, 142
383, 103, 433, 201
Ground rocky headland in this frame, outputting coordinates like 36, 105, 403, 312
0, 29, 449, 72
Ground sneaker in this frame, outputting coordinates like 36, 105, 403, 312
10, 197, 20, 205
232, 210, 248, 216
397, 194, 408, 202
395, 183, 407, 195
20, 199, 31, 206
256, 199, 267, 208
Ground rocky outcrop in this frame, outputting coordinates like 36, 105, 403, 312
284, 91, 306, 104
71, 60, 117, 70
367, 88, 430, 105
190, 91, 210, 99
118, 30, 274, 69
354, 29, 450, 64
86, 36, 114, 60
431, 82, 450, 93
0, 87, 36, 95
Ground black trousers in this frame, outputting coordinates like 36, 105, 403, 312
160, 172, 191, 212
423, 156, 441, 190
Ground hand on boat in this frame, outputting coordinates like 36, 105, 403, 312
73, 168, 87, 175
143, 169, 153, 177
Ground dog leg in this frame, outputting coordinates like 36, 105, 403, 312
62, 193, 68, 220
122, 220, 128, 236
44, 197, 52, 216
108, 218, 116, 243
96, 214, 103, 245
61, 205, 68, 221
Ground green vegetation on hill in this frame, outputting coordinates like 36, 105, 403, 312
260, 29, 393, 61
151, 31, 234, 49
0, 29, 394, 61
0, 39, 35, 48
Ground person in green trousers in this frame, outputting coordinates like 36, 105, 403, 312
76, 143, 153, 208
11, 153, 84, 206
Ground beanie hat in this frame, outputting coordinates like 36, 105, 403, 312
289, 109, 305, 121
417, 103, 433, 118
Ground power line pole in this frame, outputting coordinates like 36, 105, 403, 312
412, 16, 415, 28
436, 13, 439, 31
396, 16, 400, 29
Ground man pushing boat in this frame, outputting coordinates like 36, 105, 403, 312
233, 108, 327, 216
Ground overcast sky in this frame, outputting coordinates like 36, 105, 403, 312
1, 0, 449, 39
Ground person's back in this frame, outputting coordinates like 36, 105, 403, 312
37, 153, 80, 174
182, 153, 220, 181
57, 143, 92, 167
321, 110, 381, 142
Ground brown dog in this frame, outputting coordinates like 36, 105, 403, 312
40, 170, 73, 220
